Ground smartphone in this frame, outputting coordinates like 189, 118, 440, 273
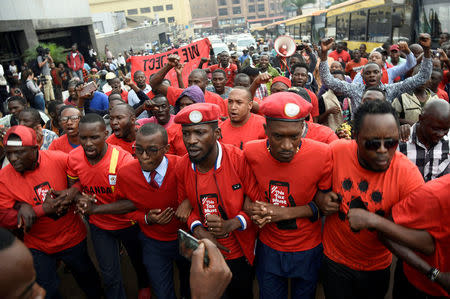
80, 81, 96, 96
178, 229, 209, 266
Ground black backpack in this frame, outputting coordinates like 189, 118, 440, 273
29, 58, 41, 77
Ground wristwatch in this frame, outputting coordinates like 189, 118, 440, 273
427, 267, 440, 282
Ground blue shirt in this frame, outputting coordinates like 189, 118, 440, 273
89, 91, 109, 112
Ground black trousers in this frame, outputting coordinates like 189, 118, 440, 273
321, 256, 390, 299
393, 260, 447, 299
223, 256, 254, 299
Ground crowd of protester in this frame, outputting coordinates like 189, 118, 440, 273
0, 31, 449, 299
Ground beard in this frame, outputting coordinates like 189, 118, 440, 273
188, 142, 216, 164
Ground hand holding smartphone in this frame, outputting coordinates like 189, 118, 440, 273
178, 229, 210, 266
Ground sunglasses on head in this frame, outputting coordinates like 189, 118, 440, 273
364, 138, 399, 151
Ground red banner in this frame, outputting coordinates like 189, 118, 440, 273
130, 38, 211, 88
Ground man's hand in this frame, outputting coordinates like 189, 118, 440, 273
146, 207, 174, 225
200, 57, 209, 64
167, 54, 181, 68
399, 124, 411, 142
205, 214, 241, 237
190, 239, 232, 299
327, 106, 341, 115
438, 48, 449, 64
436, 272, 450, 293
250, 201, 291, 223
175, 199, 192, 223
254, 73, 272, 85
348, 208, 376, 231
314, 191, 340, 216
174, 63, 185, 76
398, 41, 411, 55
320, 37, 335, 59
51, 188, 78, 215
336, 129, 351, 140
193, 225, 229, 253
419, 33, 432, 50
17, 203, 36, 232
42, 191, 61, 216
122, 76, 132, 86
76, 193, 97, 215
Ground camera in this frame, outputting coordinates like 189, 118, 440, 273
36, 46, 50, 58
37, 75, 47, 85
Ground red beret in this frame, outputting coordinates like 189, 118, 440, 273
3, 125, 37, 147
174, 103, 221, 126
271, 76, 292, 88
260, 92, 312, 121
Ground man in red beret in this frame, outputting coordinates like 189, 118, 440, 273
270, 76, 291, 94
149, 55, 227, 117
243, 92, 333, 298
219, 86, 266, 149
0, 125, 102, 298
174, 103, 261, 298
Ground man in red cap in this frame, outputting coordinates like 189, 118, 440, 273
0, 125, 102, 298
270, 76, 291, 94
387, 44, 406, 67
244, 92, 333, 298
174, 103, 260, 299
220, 87, 266, 149
149, 54, 227, 116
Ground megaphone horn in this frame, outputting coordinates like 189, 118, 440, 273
274, 35, 296, 58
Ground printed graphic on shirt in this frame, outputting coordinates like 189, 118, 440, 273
266, 180, 297, 230
82, 185, 113, 195
33, 182, 66, 220
200, 193, 228, 223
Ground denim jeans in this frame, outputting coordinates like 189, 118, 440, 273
32, 93, 45, 111
30, 239, 102, 299
89, 223, 148, 299
72, 69, 84, 80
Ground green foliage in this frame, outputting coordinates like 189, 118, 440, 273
22, 43, 67, 64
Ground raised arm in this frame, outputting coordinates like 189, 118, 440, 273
149, 54, 180, 96
387, 42, 417, 81
304, 43, 317, 74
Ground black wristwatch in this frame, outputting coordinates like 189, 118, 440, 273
427, 267, 440, 282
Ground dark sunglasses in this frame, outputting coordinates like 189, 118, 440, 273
364, 138, 399, 151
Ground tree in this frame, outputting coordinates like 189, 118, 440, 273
282, 0, 316, 16
22, 42, 67, 65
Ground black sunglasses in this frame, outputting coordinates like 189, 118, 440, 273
364, 138, 399, 151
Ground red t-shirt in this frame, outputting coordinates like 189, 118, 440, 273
0, 151, 86, 254
166, 86, 227, 117
438, 70, 449, 90
137, 114, 176, 129
323, 140, 424, 271
345, 58, 368, 79
176, 142, 260, 263
392, 175, 450, 297
48, 134, 79, 154
116, 156, 182, 241
105, 89, 129, 103
67, 145, 135, 230
244, 139, 332, 252
219, 113, 266, 149
106, 134, 135, 154
209, 64, 238, 87
436, 88, 449, 102
167, 123, 187, 156
304, 122, 339, 144
306, 89, 319, 118
328, 50, 351, 63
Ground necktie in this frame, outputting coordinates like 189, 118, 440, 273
149, 171, 159, 189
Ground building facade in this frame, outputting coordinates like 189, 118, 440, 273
0, 0, 97, 65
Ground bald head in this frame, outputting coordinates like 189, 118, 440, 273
422, 99, 450, 120
189, 69, 208, 81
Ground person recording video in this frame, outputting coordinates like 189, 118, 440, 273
36, 46, 55, 102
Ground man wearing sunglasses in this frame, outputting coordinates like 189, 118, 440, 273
316, 100, 425, 299
115, 123, 190, 299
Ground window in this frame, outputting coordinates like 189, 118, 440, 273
233, 6, 241, 14
127, 9, 138, 15
114, 10, 124, 13
168, 17, 175, 23
232, 0, 240, 4
219, 19, 231, 25
140, 7, 151, 13
233, 17, 245, 24
159, 18, 165, 23
336, 13, 349, 40
218, 0, 226, 6
249, 5, 255, 12
248, 15, 256, 19
219, 8, 228, 16
368, 7, 391, 42
349, 10, 367, 41
258, 4, 265, 11
294, 23, 301, 39
153, 5, 164, 12
248, 0, 254, 2
312, 14, 326, 42
301, 19, 312, 40
270, 3, 275, 10
166, 4, 173, 10
93, 21, 105, 34
326, 16, 336, 38
418, 0, 449, 42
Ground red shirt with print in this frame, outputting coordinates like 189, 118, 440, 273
209, 64, 238, 87
323, 140, 424, 271
392, 175, 450, 297
328, 50, 351, 63
67, 145, 135, 230
116, 156, 182, 241
0, 151, 86, 254
245, 139, 332, 252
219, 113, 266, 149
345, 58, 368, 79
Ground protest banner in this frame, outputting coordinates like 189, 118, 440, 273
130, 38, 211, 88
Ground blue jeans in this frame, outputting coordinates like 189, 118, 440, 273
140, 233, 191, 299
30, 239, 102, 299
89, 223, 148, 299
32, 93, 45, 111
72, 69, 83, 80
255, 240, 323, 299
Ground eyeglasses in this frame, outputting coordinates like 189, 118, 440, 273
60, 115, 81, 123
364, 138, 399, 151
133, 145, 166, 156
